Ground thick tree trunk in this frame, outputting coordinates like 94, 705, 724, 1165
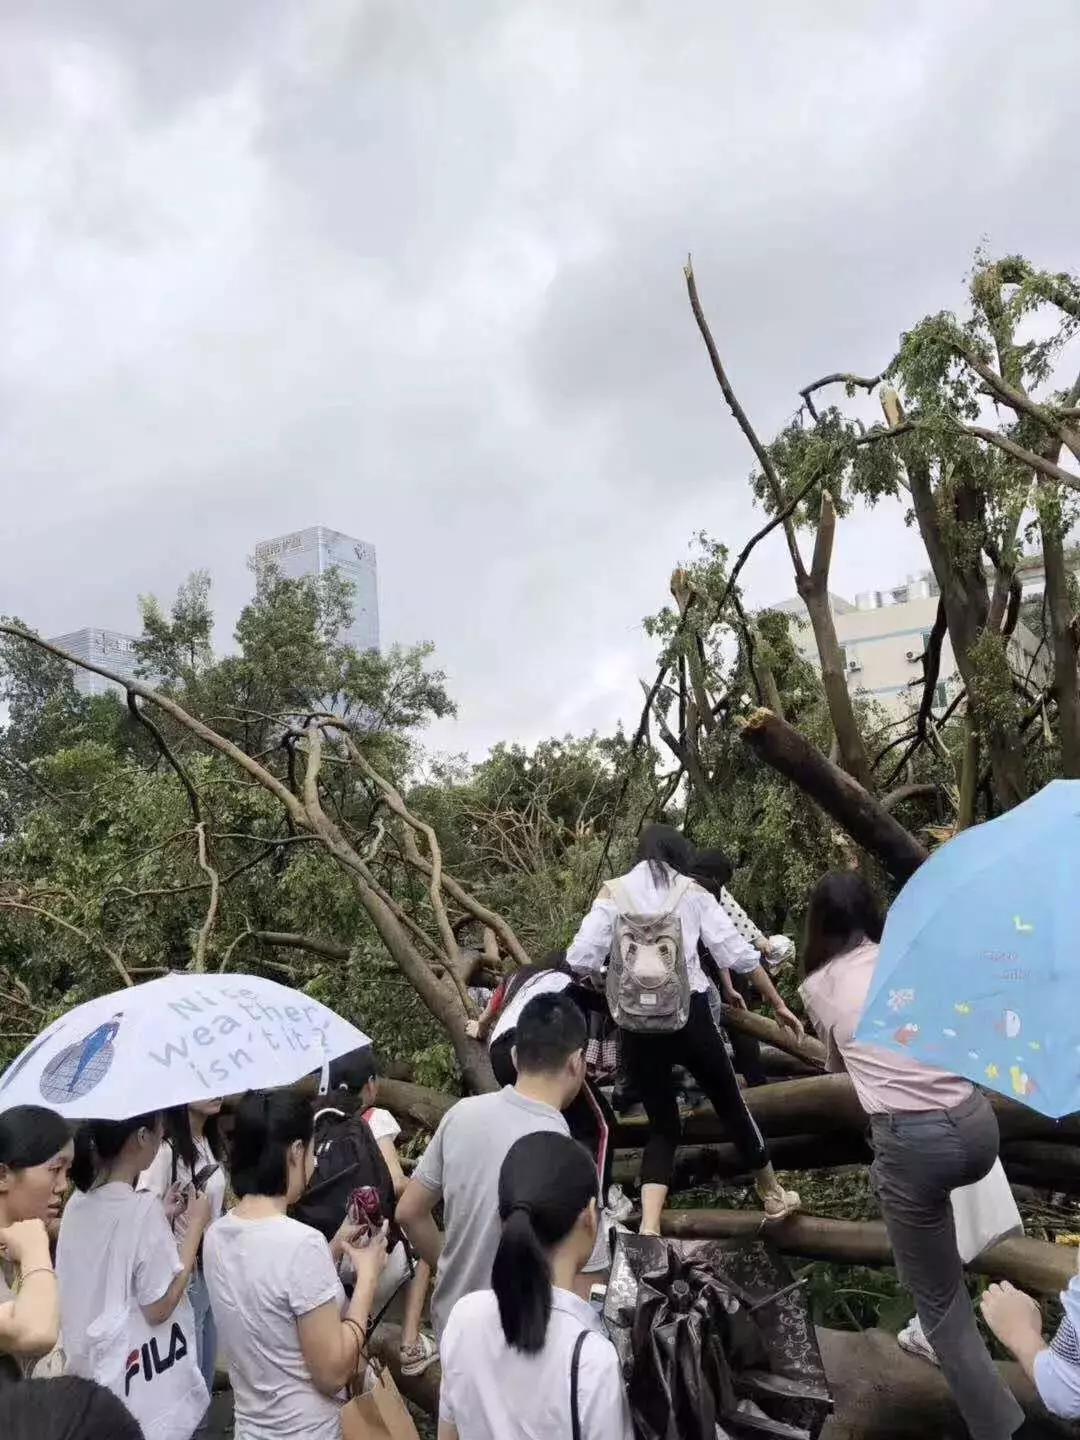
816, 1327, 1069, 1438
739, 709, 928, 882
796, 492, 874, 790
372, 1319, 1071, 1437
614, 1074, 1080, 1150
612, 1132, 871, 1189
660, 1208, 1074, 1294
1040, 504, 1080, 776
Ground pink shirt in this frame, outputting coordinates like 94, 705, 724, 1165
800, 940, 973, 1115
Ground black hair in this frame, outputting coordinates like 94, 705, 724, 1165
327, 1046, 379, 1094
634, 823, 695, 885
0, 1107, 71, 1173
501, 951, 569, 1009
801, 871, 885, 979
513, 992, 586, 1077
70, 1113, 160, 1194
689, 847, 734, 891
161, 1106, 221, 1185
228, 1090, 314, 1199
0, 1374, 143, 1440
492, 1132, 598, 1353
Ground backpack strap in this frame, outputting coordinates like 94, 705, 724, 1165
570, 1330, 589, 1440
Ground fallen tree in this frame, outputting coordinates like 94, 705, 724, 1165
659, 1208, 1074, 1294
614, 1073, 1080, 1150
739, 709, 929, 884
371, 1321, 1073, 1438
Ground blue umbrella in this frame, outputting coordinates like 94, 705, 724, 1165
855, 779, 1080, 1119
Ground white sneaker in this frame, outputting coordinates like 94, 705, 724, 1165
897, 1316, 938, 1366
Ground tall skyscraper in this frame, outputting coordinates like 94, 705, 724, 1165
253, 526, 379, 653
47, 628, 143, 698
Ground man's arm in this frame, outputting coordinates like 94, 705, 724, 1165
395, 1179, 444, 1270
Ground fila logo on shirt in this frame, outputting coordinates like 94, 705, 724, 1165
124, 1323, 189, 1395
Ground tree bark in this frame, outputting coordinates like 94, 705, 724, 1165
797, 490, 875, 789
614, 1073, 1080, 1150
879, 392, 1027, 810
739, 709, 928, 882
372, 1319, 1071, 1437
659, 1208, 1074, 1294
612, 1132, 871, 1190
1040, 501, 1080, 777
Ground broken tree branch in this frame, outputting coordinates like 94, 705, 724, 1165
739, 709, 928, 882
0, 898, 133, 988
193, 821, 220, 973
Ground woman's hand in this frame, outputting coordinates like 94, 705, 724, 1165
341, 1224, 388, 1302
330, 1219, 365, 1265
163, 1181, 187, 1223
183, 1189, 213, 1238
775, 1004, 805, 1041
465, 1019, 481, 1040
0, 1219, 53, 1271
981, 1281, 1043, 1352
724, 988, 749, 1012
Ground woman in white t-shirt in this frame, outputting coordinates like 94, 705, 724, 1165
138, 1100, 228, 1399
439, 1130, 632, 1440
56, 1113, 212, 1440
202, 1090, 386, 1440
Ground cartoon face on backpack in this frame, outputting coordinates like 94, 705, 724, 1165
603, 877, 692, 1034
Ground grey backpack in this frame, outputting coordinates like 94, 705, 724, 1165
603, 876, 692, 1033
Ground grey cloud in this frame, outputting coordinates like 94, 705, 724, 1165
1, 0, 1078, 756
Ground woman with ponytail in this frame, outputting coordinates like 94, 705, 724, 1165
0, 1106, 72, 1384
438, 1131, 631, 1440
56, 1114, 212, 1439
202, 1090, 387, 1440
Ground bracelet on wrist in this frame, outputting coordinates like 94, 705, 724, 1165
19, 1266, 56, 1283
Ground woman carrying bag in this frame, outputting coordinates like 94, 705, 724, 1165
799, 871, 1024, 1440
438, 1130, 632, 1440
202, 1090, 389, 1440
56, 1113, 211, 1440
566, 825, 803, 1237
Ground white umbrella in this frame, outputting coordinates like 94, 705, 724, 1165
0, 973, 370, 1120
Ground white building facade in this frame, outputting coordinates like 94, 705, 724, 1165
253, 526, 379, 654
773, 572, 1050, 716
48, 628, 143, 698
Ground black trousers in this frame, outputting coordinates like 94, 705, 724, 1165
620, 990, 769, 1187
489, 1032, 616, 1195
726, 971, 768, 1088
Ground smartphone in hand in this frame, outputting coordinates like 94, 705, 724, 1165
192, 1162, 221, 1193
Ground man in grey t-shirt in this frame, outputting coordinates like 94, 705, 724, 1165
397, 992, 588, 1341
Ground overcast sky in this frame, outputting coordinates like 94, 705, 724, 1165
2, 1, 1077, 757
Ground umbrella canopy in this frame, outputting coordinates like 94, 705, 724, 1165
0, 973, 370, 1120
855, 779, 1080, 1119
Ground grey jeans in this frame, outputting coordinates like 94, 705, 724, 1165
870, 1089, 1024, 1440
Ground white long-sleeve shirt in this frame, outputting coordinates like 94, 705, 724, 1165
566, 861, 759, 994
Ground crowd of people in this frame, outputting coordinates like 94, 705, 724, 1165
0, 822, 1079, 1440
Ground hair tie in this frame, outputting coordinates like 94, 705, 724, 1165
509, 1201, 533, 1221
